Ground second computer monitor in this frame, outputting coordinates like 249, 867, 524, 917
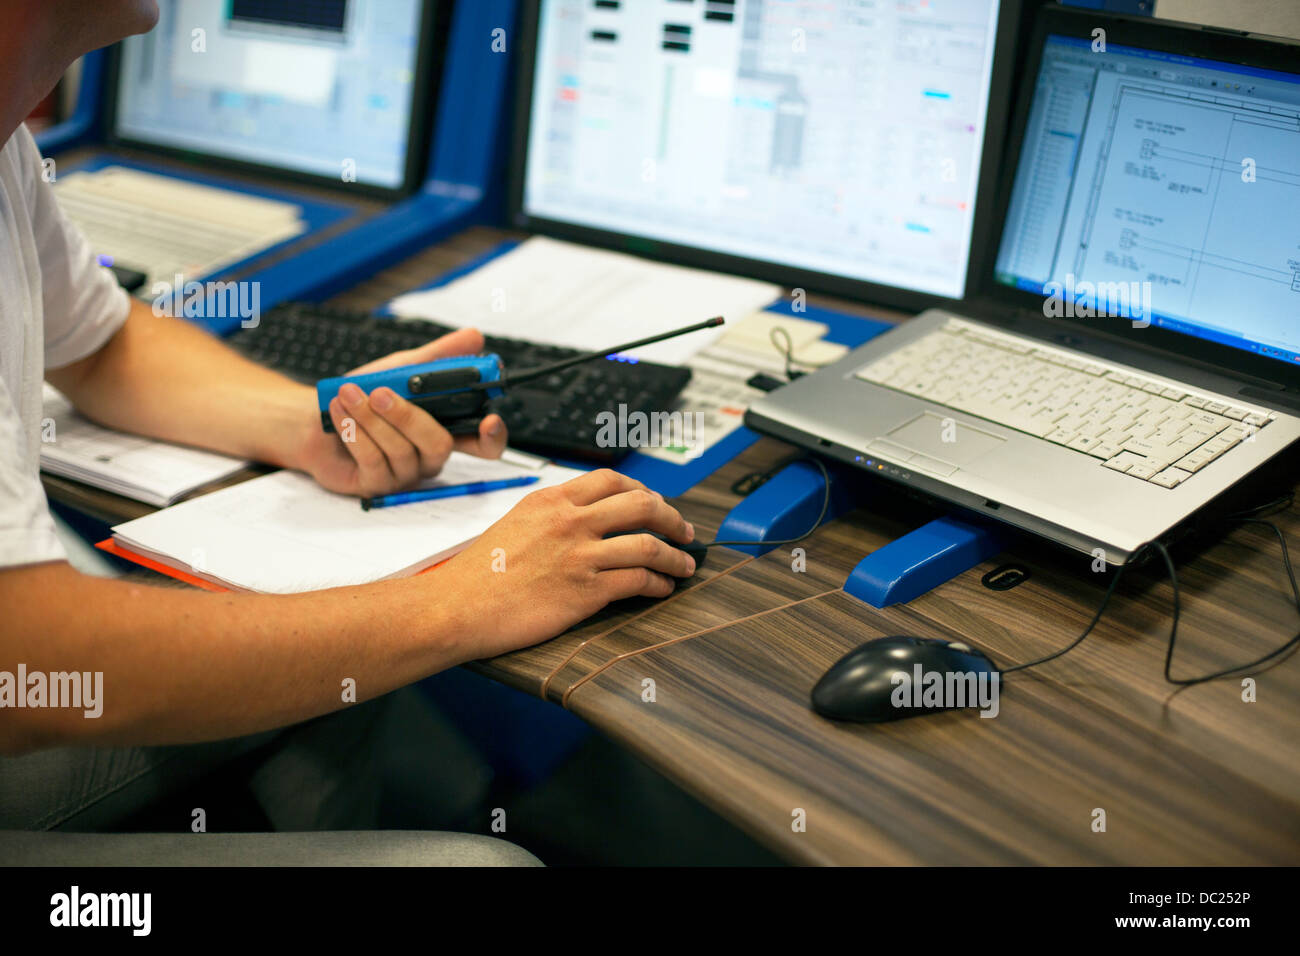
110, 0, 442, 195
513, 0, 1017, 306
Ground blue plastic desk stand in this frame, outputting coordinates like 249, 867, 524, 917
844, 515, 1002, 608
714, 459, 861, 557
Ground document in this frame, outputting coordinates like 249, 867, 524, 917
39, 385, 248, 507
111, 451, 585, 593
386, 237, 782, 365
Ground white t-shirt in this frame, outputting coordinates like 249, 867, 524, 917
0, 125, 129, 569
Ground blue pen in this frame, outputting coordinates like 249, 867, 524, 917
361, 475, 540, 511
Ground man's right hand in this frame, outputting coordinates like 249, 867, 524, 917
442, 469, 697, 660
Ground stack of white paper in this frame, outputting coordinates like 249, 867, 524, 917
110, 451, 585, 593
40, 386, 248, 507
387, 236, 782, 365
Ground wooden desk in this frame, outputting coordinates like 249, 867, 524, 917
47, 226, 1300, 865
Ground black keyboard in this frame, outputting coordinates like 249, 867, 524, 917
228, 303, 693, 463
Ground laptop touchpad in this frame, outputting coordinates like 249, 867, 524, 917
885, 412, 1005, 466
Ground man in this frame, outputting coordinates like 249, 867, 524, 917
0, 1, 697, 859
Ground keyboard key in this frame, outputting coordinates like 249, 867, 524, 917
1104, 451, 1144, 472
1175, 451, 1212, 473
1150, 467, 1191, 489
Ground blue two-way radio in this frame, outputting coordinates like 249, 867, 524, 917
316, 316, 724, 434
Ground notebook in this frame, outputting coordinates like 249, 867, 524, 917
109, 450, 585, 593
40, 385, 248, 507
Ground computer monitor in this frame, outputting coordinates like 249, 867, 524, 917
108, 0, 444, 195
992, 22, 1300, 367
510, 0, 1020, 309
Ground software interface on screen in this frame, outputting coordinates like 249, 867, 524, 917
522, 0, 1002, 299
115, 0, 423, 189
995, 35, 1300, 366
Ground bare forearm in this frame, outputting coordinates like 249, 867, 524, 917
46, 299, 314, 469
0, 562, 469, 754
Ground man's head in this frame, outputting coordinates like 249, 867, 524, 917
1, 0, 159, 143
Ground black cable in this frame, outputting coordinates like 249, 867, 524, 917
1154, 524, 1300, 685
999, 548, 1141, 675
1227, 491, 1294, 521
707, 456, 832, 549
715, 454, 1300, 687
1002, 506, 1300, 686
770, 326, 801, 381
768, 325, 839, 381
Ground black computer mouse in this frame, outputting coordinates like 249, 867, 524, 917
605, 529, 708, 575
811, 636, 1000, 723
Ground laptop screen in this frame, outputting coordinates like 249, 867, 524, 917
520, 0, 1003, 300
113, 0, 425, 190
994, 33, 1300, 366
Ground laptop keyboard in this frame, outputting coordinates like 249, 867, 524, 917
54, 166, 306, 289
854, 319, 1274, 489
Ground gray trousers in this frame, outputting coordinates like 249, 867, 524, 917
0, 829, 542, 866
0, 699, 540, 866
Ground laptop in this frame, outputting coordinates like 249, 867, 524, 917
52, 0, 447, 291
747, 6, 1300, 561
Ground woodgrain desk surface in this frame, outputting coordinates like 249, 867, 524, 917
47, 226, 1300, 865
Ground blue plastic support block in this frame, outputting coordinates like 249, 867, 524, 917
844, 515, 1002, 608
34, 49, 107, 156
714, 459, 860, 556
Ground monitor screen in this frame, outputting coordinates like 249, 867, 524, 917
520, 0, 1004, 300
994, 34, 1300, 366
113, 0, 425, 190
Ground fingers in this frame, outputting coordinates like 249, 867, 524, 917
597, 567, 678, 602
336, 384, 437, 488
367, 387, 456, 477
345, 327, 487, 375
328, 394, 393, 493
452, 413, 508, 460
588, 489, 693, 543
560, 468, 653, 506
403, 327, 485, 364
594, 533, 696, 578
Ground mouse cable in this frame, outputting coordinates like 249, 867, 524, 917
706, 456, 832, 549
1002, 504, 1300, 686
708, 461, 1300, 686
